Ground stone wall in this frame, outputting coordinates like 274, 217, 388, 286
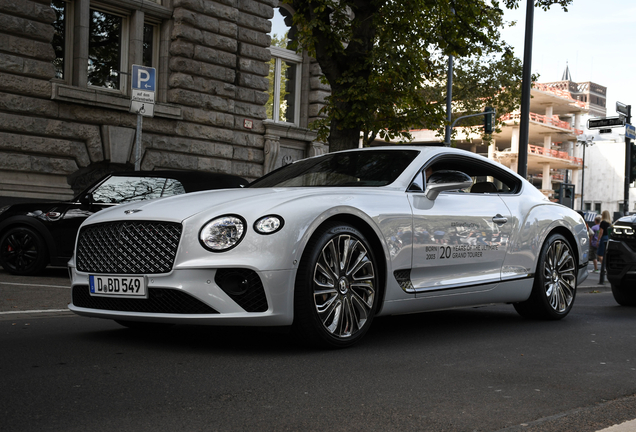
0, 0, 308, 205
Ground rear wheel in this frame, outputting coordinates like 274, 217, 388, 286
514, 233, 576, 320
293, 222, 379, 348
0, 226, 49, 275
611, 283, 636, 306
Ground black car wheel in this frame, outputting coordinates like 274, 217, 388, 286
293, 222, 379, 348
514, 233, 577, 320
611, 283, 636, 306
0, 226, 49, 275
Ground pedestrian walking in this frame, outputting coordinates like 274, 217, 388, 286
597, 210, 612, 267
590, 215, 601, 272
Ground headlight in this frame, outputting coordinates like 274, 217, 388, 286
199, 215, 246, 252
254, 215, 284, 235
611, 225, 635, 238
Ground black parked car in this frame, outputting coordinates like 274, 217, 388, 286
605, 214, 636, 305
0, 171, 248, 275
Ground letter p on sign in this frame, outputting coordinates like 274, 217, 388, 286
131, 65, 156, 92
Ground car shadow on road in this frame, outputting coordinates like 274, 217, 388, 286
72, 305, 545, 355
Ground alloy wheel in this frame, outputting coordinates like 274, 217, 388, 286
312, 234, 376, 339
542, 239, 576, 313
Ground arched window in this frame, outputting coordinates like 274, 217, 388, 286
267, 7, 302, 125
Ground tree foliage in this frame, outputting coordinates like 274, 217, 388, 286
285, 0, 573, 151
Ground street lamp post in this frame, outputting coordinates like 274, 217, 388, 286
517, 0, 534, 179
577, 135, 594, 211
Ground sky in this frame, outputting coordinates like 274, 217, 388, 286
500, 0, 636, 118
270, 1, 636, 118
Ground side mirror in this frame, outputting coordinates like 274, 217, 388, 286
79, 192, 94, 206
425, 170, 473, 200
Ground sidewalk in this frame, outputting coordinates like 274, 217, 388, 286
580, 262, 612, 292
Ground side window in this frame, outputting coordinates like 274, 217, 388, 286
415, 156, 521, 195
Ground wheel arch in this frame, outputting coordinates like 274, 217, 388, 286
0, 216, 55, 265
314, 213, 389, 315
542, 226, 580, 270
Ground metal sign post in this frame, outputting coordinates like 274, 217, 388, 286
130, 65, 156, 171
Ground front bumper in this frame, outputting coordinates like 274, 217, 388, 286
68, 266, 296, 326
605, 239, 636, 287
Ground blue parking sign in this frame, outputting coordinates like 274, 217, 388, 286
131, 65, 156, 92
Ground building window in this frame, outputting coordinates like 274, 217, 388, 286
88, 8, 126, 89
52, 0, 71, 80
267, 7, 301, 126
142, 22, 157, 67
584, 202, 591, 211
267, 48, 301, 124
594, 203, 601, 213
50, 0, 165, 93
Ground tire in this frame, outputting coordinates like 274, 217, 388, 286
514, 233, 577, 320
293, 222, 379, 348
611, 283, 636, 306
0, 226, 49, 275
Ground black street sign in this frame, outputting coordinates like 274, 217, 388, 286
587, 116, 625, 129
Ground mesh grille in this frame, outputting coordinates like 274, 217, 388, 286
394, 270, 414, 292
606, 251, 626, 271
76, 221, 182, 274
72, 285, 218, 314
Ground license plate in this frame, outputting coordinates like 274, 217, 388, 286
89, 275, 146, 298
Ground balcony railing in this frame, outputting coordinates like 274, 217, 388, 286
500, 112, 583, 135
533, 83, 588, 109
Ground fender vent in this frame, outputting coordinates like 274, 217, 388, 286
394, 270, 414, 292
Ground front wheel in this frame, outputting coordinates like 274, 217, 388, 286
0, 226, 49, 275
514, 233, 577, 320
293, 222, 379, 349
611, 283, 636, 306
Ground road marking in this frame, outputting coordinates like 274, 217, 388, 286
0, 309, 70, 315
0, 281, 69, 289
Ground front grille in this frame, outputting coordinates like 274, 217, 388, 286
72, 285, 218, 314
76, 221, 182, 274
606, 251, 627, 271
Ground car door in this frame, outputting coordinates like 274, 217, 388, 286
407, 166, 513, 293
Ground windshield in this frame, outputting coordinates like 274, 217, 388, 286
91, 176, 186, 203
250, 150, 419, 188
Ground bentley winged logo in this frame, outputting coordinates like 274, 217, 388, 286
124, 209, 142, 214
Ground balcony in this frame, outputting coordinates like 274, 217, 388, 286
500, 112, 583, 135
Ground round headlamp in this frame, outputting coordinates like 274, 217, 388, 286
199, 215, 246, 252
254, 215, 284, 235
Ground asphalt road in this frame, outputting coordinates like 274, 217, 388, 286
1, 266, 636, 432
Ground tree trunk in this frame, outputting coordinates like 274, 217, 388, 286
328, 119, 361, 153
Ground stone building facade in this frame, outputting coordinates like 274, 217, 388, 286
0, 0, 327, 205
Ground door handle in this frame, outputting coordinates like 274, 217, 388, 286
492, 214, 508, 224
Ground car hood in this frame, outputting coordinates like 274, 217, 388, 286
614, 215, 636, 226
82, 187, 372, 225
